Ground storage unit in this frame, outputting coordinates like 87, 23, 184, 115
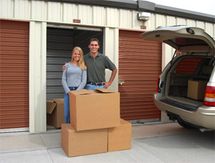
0, 0, 215, 133
47, 27, 103, 100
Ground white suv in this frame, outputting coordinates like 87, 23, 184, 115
142, 26, 215, 130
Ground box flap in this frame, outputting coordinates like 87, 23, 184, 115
71, 89, 94, 95
95, 88, 115, 93
53, 98, 64, 105
47, 101, 57, 114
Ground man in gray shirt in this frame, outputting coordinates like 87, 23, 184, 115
84, 38, 117, 90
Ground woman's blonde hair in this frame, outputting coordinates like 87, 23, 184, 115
72, 46, 86, 70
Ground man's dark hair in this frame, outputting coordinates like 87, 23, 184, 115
90, 38, 100, 45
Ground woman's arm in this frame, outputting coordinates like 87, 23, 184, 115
62, 68, 70, 94
77, 70, 87, 90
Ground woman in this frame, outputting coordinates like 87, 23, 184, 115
62, 47, 87, 123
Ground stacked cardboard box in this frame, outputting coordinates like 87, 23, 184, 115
61, 89, 132, 157
108, 119, 132, 152
61, 124, 107, 157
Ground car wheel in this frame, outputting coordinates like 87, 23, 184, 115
177, 118, 196, 129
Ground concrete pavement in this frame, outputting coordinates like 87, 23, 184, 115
0, 123, 214, 163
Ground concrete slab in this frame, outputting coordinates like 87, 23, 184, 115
47, 141, 163, 163
40, 132, 60, 149
0, 150, 52, 163
0, 123, 214, 163
0, 134, 45, 153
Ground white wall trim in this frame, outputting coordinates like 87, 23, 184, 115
29, 21, 47, 133
104, 27, 119, 91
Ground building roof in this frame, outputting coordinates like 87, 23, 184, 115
35, 0, 215, 23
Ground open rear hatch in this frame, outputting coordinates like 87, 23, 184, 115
142, 26, 215, 111
142, 26, 215, 53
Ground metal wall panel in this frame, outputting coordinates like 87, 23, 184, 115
187, 19, 196, 26
155, 14, 166, 28
145, 13, 156, 30
214, 25, 215, 38
14, 0, 31, 19
47, 2, 62, 22
63, 3, 78, 23
1, 0, 214, 39
166, 16, 176, 26
119, 9, 132, 28
176, 17, 187, 25
107, 8, 119, 27
205, 23, 214, 37
196, 21, 205, 29
32, 0, 47, 21
78, 5, 93, 25
0, 0, 13, 18
92, 6, 106, 26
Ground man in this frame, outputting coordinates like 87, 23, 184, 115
84, 38, 117, 90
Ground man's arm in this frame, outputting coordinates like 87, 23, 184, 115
104, 68, 117, 88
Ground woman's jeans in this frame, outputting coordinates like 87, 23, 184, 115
64, 87, 78, 123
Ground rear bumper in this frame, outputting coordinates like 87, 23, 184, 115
154, 94, 215, 129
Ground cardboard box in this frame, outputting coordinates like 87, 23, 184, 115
47, 98, 64, 128
108, 119, 132, 152
61, 123, 107, 157
187, 80, 207, 101
70, 89, 120, 131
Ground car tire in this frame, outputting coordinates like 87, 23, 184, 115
177, 118, 196, 129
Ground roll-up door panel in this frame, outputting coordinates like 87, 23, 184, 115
119, 30, 161, 120
0, 20, 29, 129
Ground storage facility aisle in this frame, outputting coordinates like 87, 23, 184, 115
0, 123, 214, 163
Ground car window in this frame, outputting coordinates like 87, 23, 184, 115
175, 57, 204, 75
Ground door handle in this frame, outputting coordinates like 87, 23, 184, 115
118, 79, 125, 86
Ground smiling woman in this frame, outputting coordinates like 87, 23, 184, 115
62, 47, 87, 123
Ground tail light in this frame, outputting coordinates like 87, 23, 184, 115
203, 86, 215, 106
156, 78, 161, 93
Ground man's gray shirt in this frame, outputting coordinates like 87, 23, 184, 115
84, 53, 116, 83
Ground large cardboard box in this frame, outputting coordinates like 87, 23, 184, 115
187, 80, 207, 101
61, 123, 107, 157
108, 119, 132, 152
47, 98, 64, 128
70, 89, 120, 131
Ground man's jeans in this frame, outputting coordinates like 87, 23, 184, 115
85, 84, 104, 90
